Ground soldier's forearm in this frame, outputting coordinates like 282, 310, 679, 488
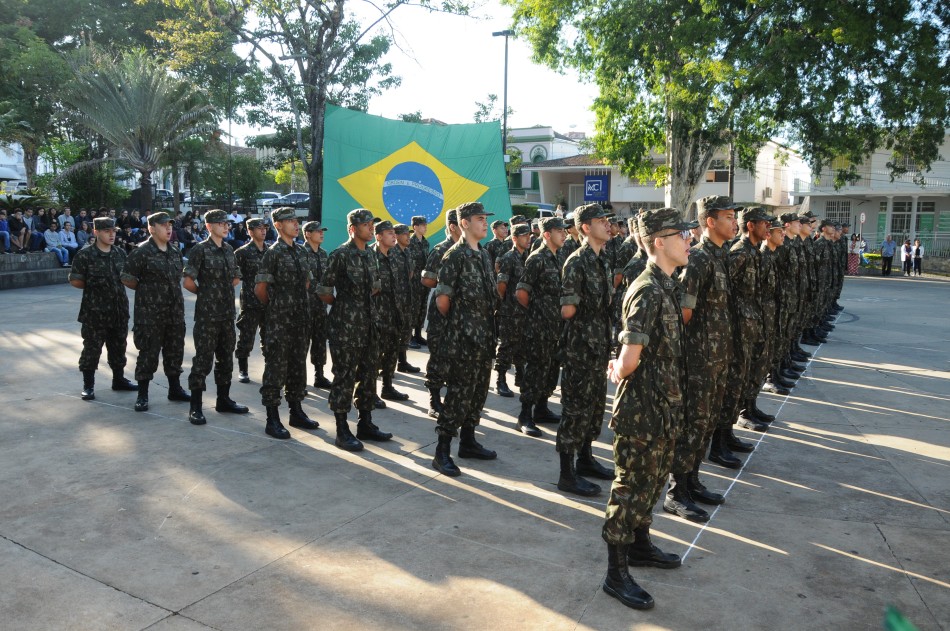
436, 294, 451, 316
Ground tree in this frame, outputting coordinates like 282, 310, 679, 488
35, 138, 129, 208
473, 93, 513, 125
509, 0, 949, 215
62, 48, 216, 211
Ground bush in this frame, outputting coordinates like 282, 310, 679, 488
864, 253, 881, 260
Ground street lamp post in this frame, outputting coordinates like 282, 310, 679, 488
492, 29, 515, 157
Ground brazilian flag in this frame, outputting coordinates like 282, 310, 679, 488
322, 104, 511, 241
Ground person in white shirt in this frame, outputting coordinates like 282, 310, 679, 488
912, 239, 924, 276
61, 222, 80, 261
900, 239, 913, 276
44, 223, 70, 266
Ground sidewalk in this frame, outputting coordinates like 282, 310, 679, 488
0, 275, 947, 630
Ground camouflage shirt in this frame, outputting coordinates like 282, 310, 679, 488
408, 234, 430, 278
560, 242, 614, 359
610, 260, 686, 439
319, 239, 380, 346
436, 241, 496, 352
560, 235, 581, 261
517, 245, 562, 327
184, 238, 240, 322
613, 236, 639, 275
778, 235, 801, 309
421, 237, 456, 336
255, 239, 311, 318
372, 243, 410, 332
728, 235, 763, 321
678, 236, 732, 366
234, 241, 267, 311
69, 244, 129, 327
304, 242, 329, 318
121, 237, 185, 326
496, 246, 528, 316
484, 237, 507, 269
759, 243, 779, 316
621, 249, 649, 286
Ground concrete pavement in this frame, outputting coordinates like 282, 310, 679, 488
0, 273, 948, 630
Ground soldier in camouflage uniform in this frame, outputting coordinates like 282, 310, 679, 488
394, 223, 420, 373
769, 212, 807, 394
303, 221, 332, 389
493, 223, 530, 398
621, 226, 648, 286
318, 208, 391, 451
408, 216, 430, 347
485, 219, 509, 270
560, 213, 583, 261
665, 196, 738, 523
183, 209, 248, 425
602, 207, 694, 611
254, 207, 317, 439
784, 212, 817, 361
234, 218, 268, 384
515, 217, 567, 437
431, 202, 499, 477
557, 204, 616, 497
798, 210, 827, 346
69, 217, 138, 400
498, 214, 527, 258
372, 220, 412, 401
121, 211, 190, 412
420, 209, 460, 418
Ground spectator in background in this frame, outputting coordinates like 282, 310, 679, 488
8, 210, 28, 252
44, 222, 70, 267
227, 208, 242, 224
117, 209, 133, 231
76, 208, 89, 226
130, 210, 142, 233
913, 239, 924, 276
178, 222, 196, 256
880, 235, 896, 276
901, 239, 913, 276
847, 234, 861, 275
76, 221, 91, 248
22, 208, 45, 251
0, 210, 11, 253
35, 208, 51, 231
61, 222, 80, 261
58, 207, 76, 229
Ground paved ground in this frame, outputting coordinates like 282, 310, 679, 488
1, 273, 948, 630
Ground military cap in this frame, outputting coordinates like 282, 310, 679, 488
797, 208, 817, 220
638, 207, 698, 237
540, 216, 566, 232
697, 195, 738, 214
510, 214, 528, 225
394, 223, 410, 235
446, 209, 458, 225
411, 215, 428, 226
608, 215, 620, 224
348, 208, 374, 225
512, 224, 532, 237
271, 207, 296, 222
203, 209, 228, 224
627, 216, 639, 232
147, 211, 171, 226
840, 221, 851, 227
92, 217, 115, 230
573, 203, 614, 229
302, 220, 327, 232
563, 211, 574, 223
246, 217, 264, 229
491, 219, 507, 229
739, 206, 773, 223
780, 212, 801, 224
819, 218, 836, 229
769, 217, 784, 230
374, 220, 395, 234
456, 202, 493, 220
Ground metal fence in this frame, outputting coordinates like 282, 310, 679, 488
851, 232, 950, 258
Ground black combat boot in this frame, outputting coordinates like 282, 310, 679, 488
458, 425, 497, 459
413, 327, 427, 346
762, 373, 790, 395
432, 434, 460, 477
356, 408, 392, 441
334, 413, 363, 451
167, 376, 191, 402
427, 386, 443, 419
749, 401, 775, 424
737, 409, 768, 432
687, 460, 725, 505
189, 390, 207, 425
265, 406, 290, 439
780, 366, 801, 381
313, 367, 332, 389
785, 357, 807, 372
708, 428, 741, 469
628, 524, 682, 569
516, 401, 542, 437
134, 380, 150, 412
576, 441, 614, 480
288, 400, 319, 429
533, 399, 561, 423
495, 370, 514, 397
373, 393, 387, 409
81, 370, 96, 401
237, 356, 250, 383
111, 369, 138, 391
774, 371, 797, 388
557, 452, 601, 497
726, 426, 755, 452
602, 544, 654, 610
793, 342, 812, 359
397, 351, 420, 373
215, 383, 249, 414
514, 365, 524, 388
380, 375, 409, 401
663, 473, 709, 522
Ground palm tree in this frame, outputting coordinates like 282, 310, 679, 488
62, 48, 215, 212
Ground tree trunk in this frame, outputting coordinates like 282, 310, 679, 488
171, 162, 181, 216
305, 95, 326, 223
665, 119, 720, 221
22, 141, 39, 189
140, 170, 153, 213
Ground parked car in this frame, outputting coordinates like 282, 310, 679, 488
266, 192, 310, 208
255, 191, 281, 206
154, 189, 174, 205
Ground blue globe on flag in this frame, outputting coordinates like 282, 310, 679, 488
382, 161, 444, 225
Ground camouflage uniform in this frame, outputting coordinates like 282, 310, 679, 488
256, 238, 311, 406
518, 245, 563, 406
485, 235, 508, 270
234, 240, 267, 360
318, 238, 380, 414
603, 261, 685, 544
304, 240, 329, 373
122, 236, 186, 382
69, 238, 130, 373
776, 223, 802, 367
409, 228, 430, 335
184, 236, 240, 391
754, 240, 779, 396
621, 249, 648, 287
421, 234, 457, 392
372, 236, 410, 384
494, 245, 528, 373
560, 234, 582, 261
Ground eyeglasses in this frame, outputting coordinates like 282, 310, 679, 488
658, 230, 691, 240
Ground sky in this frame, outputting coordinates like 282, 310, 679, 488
231, 0, 599, 144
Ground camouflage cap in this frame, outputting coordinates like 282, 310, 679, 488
394, 223, 410, 235
93, 217, 115, 230
271, 207, 296, 222
608, 215, 620, 224
573, 203, 614, 229
840, 221, 851, 227
697, 195, 738, 214
411, 215, 428, 226
246, 217, 264, 229
780, 212, 801, 224
348, 208, 374, 225
627, 216, 639, 232
302, 220, 327, 232
203, 209, 228, 224
509, 214, 528, 225
512, 224, 532, 237
797, 208, 817, 220
819, 218, 836, 229
491, 219, 507, 229
769, 217, 784, 230
638, 207, 698, 237
374, 220, 395, 234
563, 211, 574, 223
147, 212, 171, 226
739, 206, 773, 223
445, 209, 458, 225
456, 201, 493, 220
540, 216, 566, 232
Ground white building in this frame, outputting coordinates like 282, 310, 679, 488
506, 126, 582, 205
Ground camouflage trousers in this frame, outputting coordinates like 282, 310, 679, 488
424, 312, 447, 391
436, 345, 493, 438
133, 318, 185, 382
78, 323, 129, 373
602, 433, 676, 545
719, 317, 763, 428
493, 310, 525, 372
673, 359, 729, 476
519, 325, 560, 405
775, 304, 799, 369
187, 318, 236, 391
259, 317, 309, 407
235, 307, 265, 359
377, 324, 404, 380
329, 340, 378, 414
309, 313, 327, 370
557, 351, 610, 454
414, 286, 431, 330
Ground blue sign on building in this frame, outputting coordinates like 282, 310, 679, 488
584, 174, 610, 202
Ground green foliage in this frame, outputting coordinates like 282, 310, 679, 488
474, 94, 514, 124
34, 138, 129, 208
0, 194, 52, 212
272, 159, 310, 193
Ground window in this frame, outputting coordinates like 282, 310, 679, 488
705, 159, 730, 183
529, 145, 548, 162
762, 187, 773, 200
879, 200, 935, 235
824, 200, 851, 224
628, 202, 665, 212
